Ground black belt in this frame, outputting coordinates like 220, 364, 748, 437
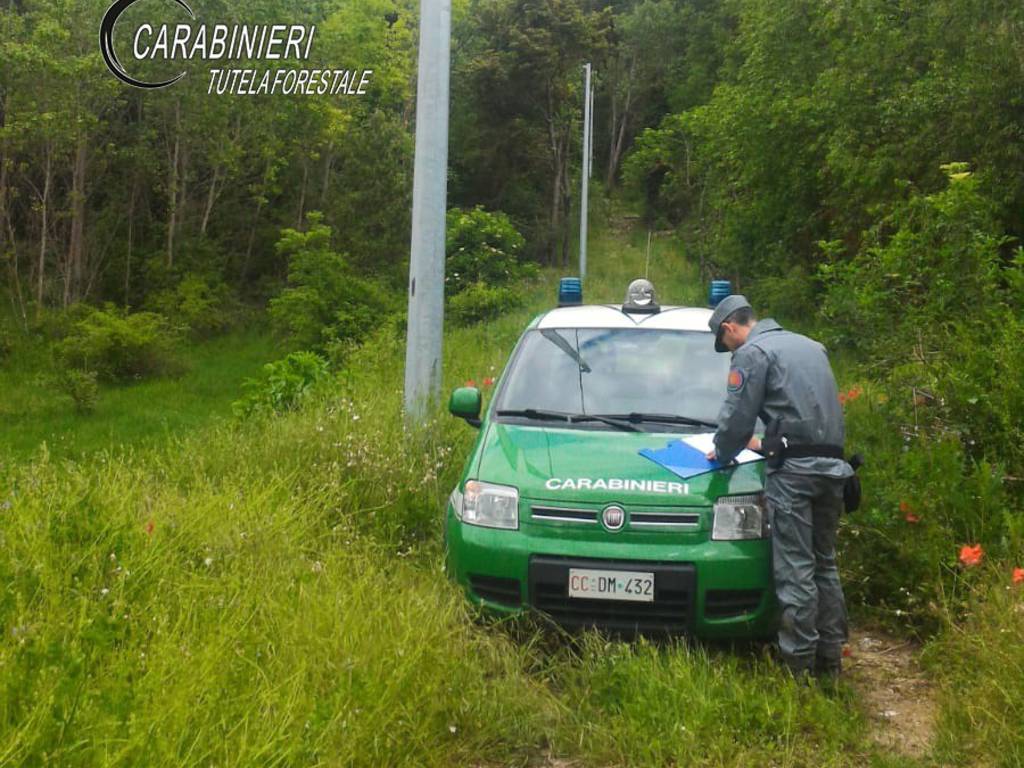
779, 443, 844, 460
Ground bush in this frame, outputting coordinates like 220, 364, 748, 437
447, 282, 524, 326
819, 167, 1024, 472
58, 369, 99, 414
268, 213, 396, 351
232, 351, 331, 418
56, 305, 181, 383
445, 206, 536, 296
148, 273, 239, 338
819, 167, 1011, 354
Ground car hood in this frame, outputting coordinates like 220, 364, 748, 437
472, 422, 763, 506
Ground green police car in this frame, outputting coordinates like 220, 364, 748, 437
445, 279, 775, 637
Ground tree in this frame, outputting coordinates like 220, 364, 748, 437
453, 0, 611, 265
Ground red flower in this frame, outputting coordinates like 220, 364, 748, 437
847, 385, 863, 401
842, 646, 852, 658
145, 519, 155, 537
464, 379, 476, 388
904, 513, 921, 524
899, 500, 913, 513
958, 544, 984, 568
483, 377, 495, 387
838, 392, 847, 405
1013, 567, 1024, 585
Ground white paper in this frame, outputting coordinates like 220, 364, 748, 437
681, 432, 763, 465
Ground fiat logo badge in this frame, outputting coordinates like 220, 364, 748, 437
602, 505, 625, 531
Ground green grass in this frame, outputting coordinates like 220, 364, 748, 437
0, 328, 278, 462
0, 213, 1020, 766
924, 572, 1024, 767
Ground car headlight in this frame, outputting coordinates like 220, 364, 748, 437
454, 480, 519, 530
712, 493, 768, 540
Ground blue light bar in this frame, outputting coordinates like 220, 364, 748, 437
558, 277, 583, 306
708, 279, 732, 308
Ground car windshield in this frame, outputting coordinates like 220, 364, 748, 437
494, 328, 730, 427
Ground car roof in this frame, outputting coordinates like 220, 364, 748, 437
531, 304, 713, 332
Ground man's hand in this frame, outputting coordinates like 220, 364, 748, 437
709, 435, 761, 461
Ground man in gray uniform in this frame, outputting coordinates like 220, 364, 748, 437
706, 295, 853, 680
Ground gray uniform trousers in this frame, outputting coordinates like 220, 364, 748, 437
765, 470, 848, 671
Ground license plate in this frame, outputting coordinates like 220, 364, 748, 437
567, 568, 655, 602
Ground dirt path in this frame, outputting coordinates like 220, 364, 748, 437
844, 627, 938, 760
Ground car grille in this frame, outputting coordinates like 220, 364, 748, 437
469, 574, 521, 607
530, 506, 598, 523
528, 555, 695, 633
530, 504, 701, 530
629, 511, 699, 528
704, 589, 763, 618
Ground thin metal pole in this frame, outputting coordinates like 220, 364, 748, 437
404, 0, 451, 425
579, 62, 591, 281
588, 76, 594, 179
645, 229, 652, 278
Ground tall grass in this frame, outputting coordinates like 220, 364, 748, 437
9, 215, 1016, 765
926, 572, 1024, 767
0, 328, 279, 461
0, 441, 554, 766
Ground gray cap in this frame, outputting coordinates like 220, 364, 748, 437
708, 294, 752, 352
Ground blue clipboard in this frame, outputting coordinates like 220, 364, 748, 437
638, 439, 729, 480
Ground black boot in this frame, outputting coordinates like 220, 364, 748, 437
813, 654, 842, 683
780, 652, 816, 685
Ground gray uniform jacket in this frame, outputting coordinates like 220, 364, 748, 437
713, 319, 853, 479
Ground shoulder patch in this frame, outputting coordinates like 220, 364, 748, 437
727, 367, 746, 392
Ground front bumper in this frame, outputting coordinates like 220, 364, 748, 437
445, 501, 778, 638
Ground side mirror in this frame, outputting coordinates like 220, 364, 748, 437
449, 387, 482, 428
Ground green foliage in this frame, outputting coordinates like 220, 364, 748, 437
449, 0, 612, 261
623, 113, 693, 229
148, 273, 239, 338
232, 351, 330, 419
0, 325, 12, 362
0, 328, 278, 461
623, 0, 1024, 300
0, 246, 888, 766
269, 213, 396, 351
3, 212, 1023, 765
0, 416, 551, 766
322, 109, 414, 279
550, 634, 866, 765
56, 305, 181, 383
820, 169, 1009, 351
820, 170, 1024, 470
839, 384, 1011, 631
445, 206, 534, 295
927, 573, 1024, 766
57, 368, 99, 414
447, 282, 524, 327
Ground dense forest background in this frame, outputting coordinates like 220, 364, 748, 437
1, 0, 1021, 317
4, 0, 1022, 463
3, 0, 1022, 517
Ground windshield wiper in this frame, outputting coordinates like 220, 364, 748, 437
567, 414, 643, 432
495, 409, 641, 432
540, 329, 591, 373
593, 412, 719, 429
495, 408, 574, 422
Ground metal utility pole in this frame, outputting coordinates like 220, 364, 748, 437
579, 62, 592, 281
404, 0, 452, 425
588, 77, 595, 178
